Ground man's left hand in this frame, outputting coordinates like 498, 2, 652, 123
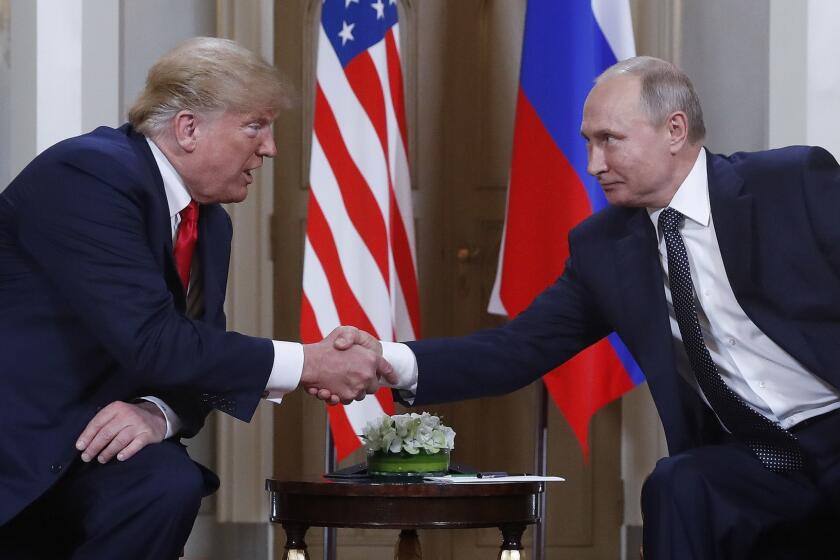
75, 401, 167, 464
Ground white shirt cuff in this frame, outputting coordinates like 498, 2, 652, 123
380, 341, 418, 404
139, 396, 182, 439
264, 340, 304, 404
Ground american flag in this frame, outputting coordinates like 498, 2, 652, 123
301, 0, 421, 461
488, 0, 642, 458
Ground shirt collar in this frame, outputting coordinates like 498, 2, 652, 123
648, 148, 709, 237
146, 137, 192, 219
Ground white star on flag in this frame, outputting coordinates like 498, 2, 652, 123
371, 0, 385, 19
345, 0, 358, 7
338, 20, 355, 45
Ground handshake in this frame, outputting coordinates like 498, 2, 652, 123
300, 326, 396, 405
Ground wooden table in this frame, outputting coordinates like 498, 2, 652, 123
266, 477, 544, 559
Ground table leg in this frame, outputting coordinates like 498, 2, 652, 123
394, 529, 422, 560
498, 523, 526, 560
282, 523, 310, 560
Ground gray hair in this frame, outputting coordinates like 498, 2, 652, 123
128, 37, 292, 137
596, 56, 706, 144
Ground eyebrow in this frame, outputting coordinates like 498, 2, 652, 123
581, 128, 619, 140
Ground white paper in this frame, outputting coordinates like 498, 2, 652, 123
423, 475, 565, 484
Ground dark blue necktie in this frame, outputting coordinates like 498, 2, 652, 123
659, 207, 803, 473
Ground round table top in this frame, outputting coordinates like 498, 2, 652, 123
265, 476, 544, 530
266, 476, 544, 497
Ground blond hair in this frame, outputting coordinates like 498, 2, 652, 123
128, 37, 291, 136
597, 56, 706, 144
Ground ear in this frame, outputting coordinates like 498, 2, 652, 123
172, 110, 199, 153
666, 111, 689, 154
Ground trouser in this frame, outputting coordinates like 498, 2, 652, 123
0, 439, 217, 560
641, 408, 840, 559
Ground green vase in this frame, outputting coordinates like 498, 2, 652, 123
366, 448, 450, 476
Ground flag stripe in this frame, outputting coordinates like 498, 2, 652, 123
300, 293, 322, 344
518, 2, 616, 213
345, 51, 390, 160
373, 387, 396, 415
388, 138, 416, 261
390, 269, 415, 340
304, 1, 420, 461
310, 137, 392, 338
591, 0, 636, 61
344, 388, 392, 433
314, 85, 391, 287
542, 339, 635, 449
306, 193, 379, 337
385, 29, 409, 158
352, 34, 421, 337
389, 191, 421, 335
302, 240, 341, 338
499, 91, 591, 315
327, 403, 366, 452
317, 26, 390, 219
609, 332, 646, 385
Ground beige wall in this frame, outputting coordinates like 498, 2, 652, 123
0, 0, 9, 187
769, 0, 840, 158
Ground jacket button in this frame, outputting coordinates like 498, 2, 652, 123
50, 463, 63, 474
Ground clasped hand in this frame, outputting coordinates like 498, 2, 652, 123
301, 326, 394, 405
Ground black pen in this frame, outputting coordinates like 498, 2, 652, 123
476, 471, 508, 478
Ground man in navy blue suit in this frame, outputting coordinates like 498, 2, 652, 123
325, 56, 840, 558
0, 37, 393, 558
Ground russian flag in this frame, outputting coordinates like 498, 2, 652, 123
488, 0, 644, 457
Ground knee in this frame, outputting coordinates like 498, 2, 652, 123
133, 443, 207, 512
156, 456, 206, 511
642, 454, 706, 513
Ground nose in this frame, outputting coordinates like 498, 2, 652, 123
586, 144, 607, 177
257, 129, 277, 158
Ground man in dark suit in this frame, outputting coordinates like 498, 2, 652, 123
0, 37, 392, 559
329, 56, 840, 558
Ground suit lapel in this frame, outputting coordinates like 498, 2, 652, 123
125, 126, 188, 308
707, 151, 754, 298
614, 210, 675, 380
708, 151, 821, 374
196, 204, 230, 323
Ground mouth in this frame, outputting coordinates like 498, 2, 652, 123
243, 169, 255, 184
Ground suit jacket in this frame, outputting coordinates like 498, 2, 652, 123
407, 146, 840, 457
0, 125, 274, 524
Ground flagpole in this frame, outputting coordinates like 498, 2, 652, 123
324, 419, 337, 560
533, 382, 548, 560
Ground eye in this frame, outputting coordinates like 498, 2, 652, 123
244, 122, 263, 136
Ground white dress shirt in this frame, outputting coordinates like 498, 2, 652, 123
649, 149, 840, 429
387, 149, 840, 430
145, 139, 302, 437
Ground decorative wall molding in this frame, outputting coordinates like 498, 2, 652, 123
215, 0, 276, 525
630, 0, 682, 62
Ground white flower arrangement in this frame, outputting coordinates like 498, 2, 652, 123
362, 412, 456, 455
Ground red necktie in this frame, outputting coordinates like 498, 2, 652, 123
174, 200, 199, 291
